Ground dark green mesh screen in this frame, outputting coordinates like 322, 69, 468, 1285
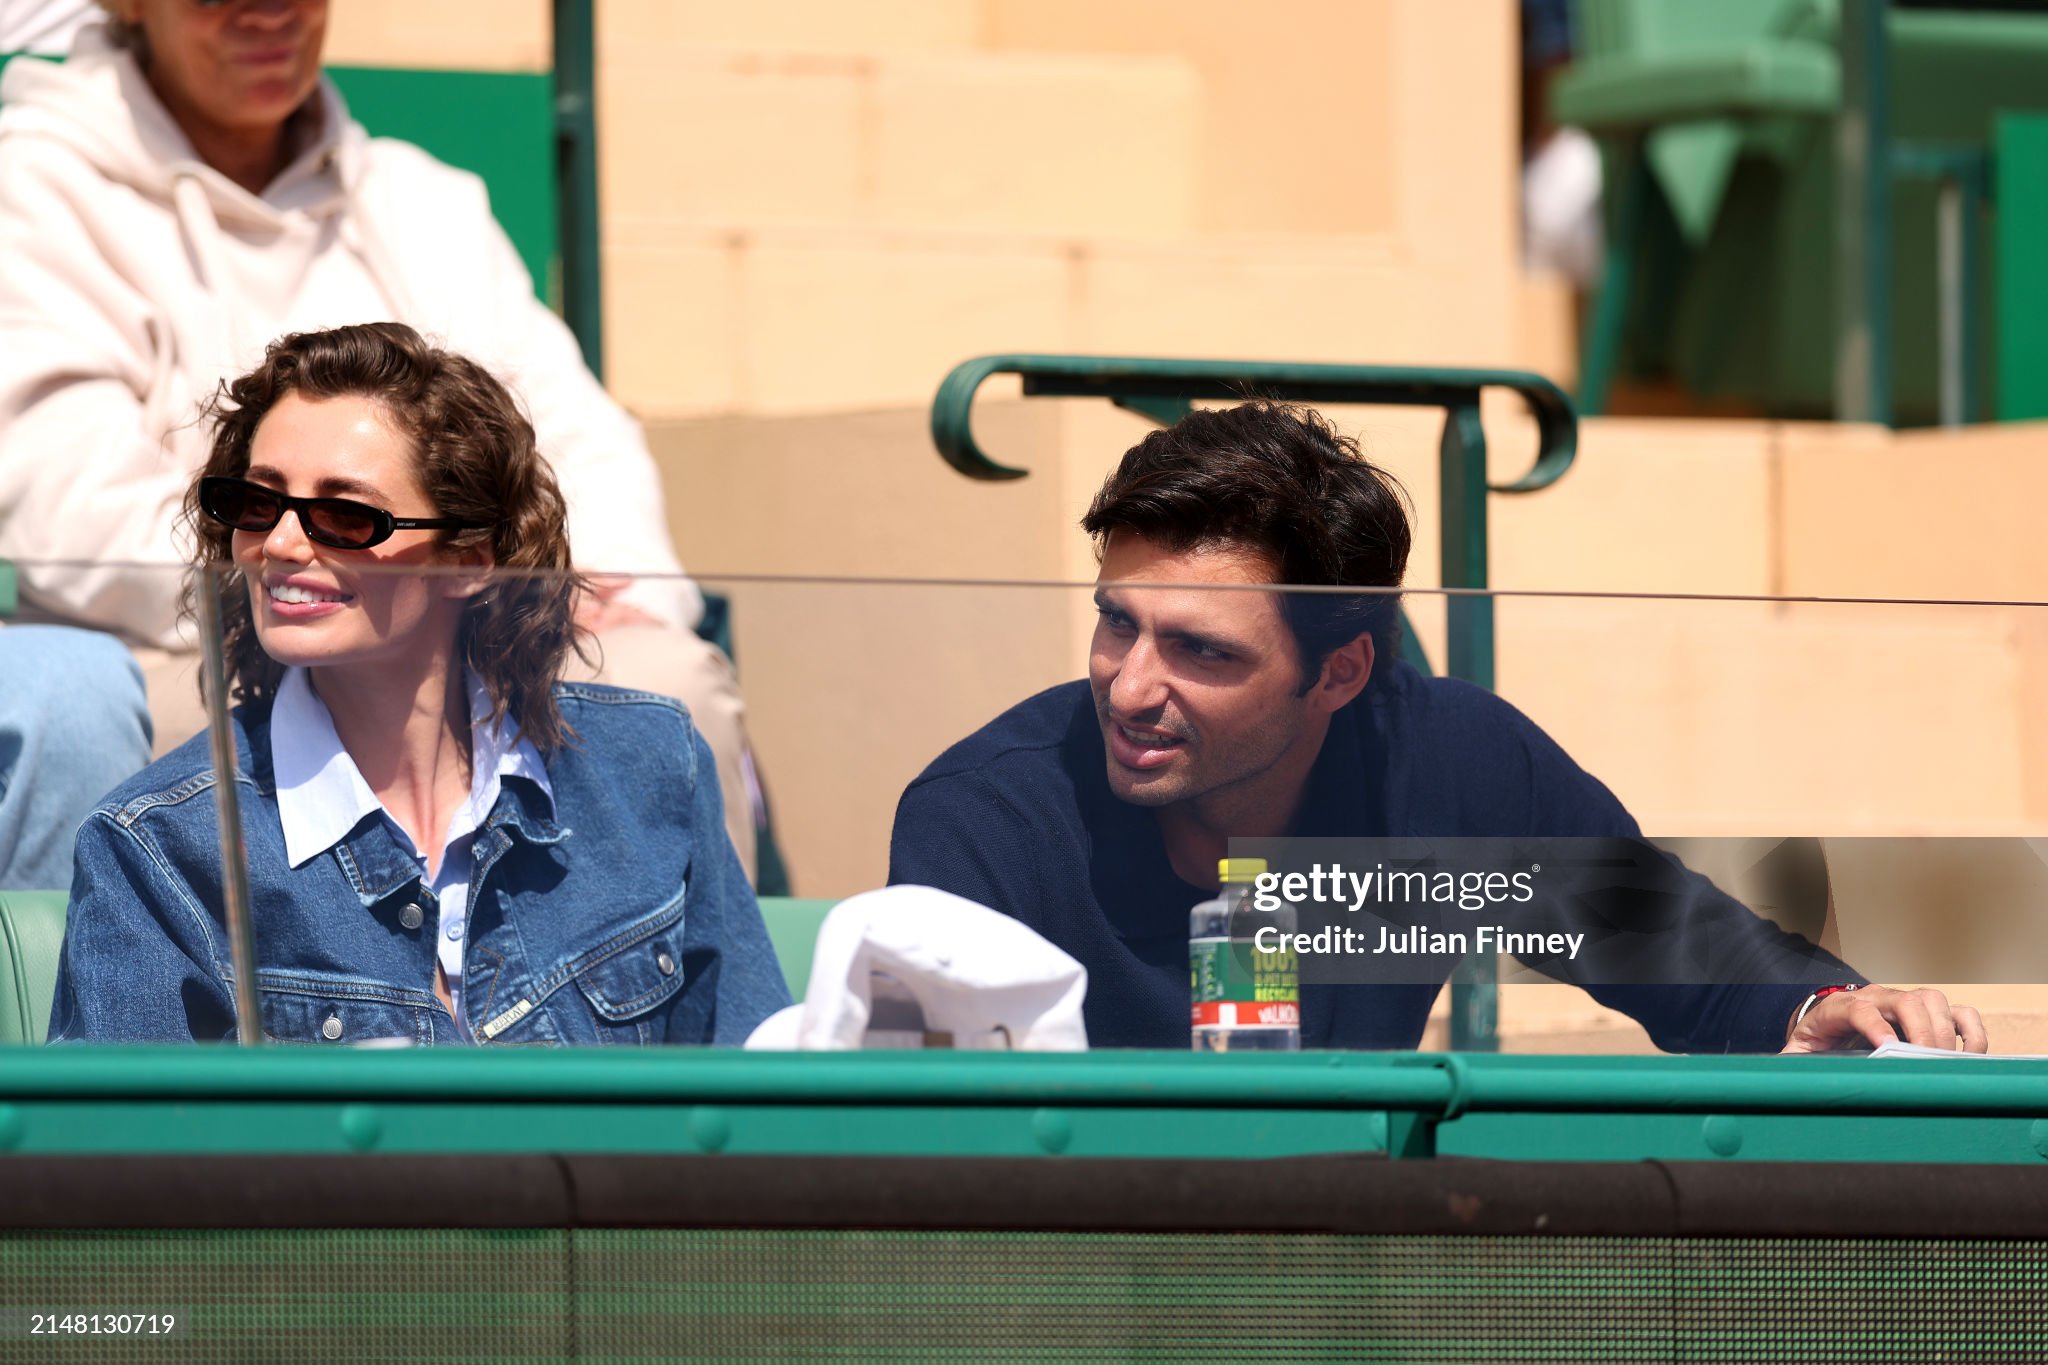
0, 1229, 571, 1362
4, 1230, 2046, 1363
581, 1229, 1673, 1362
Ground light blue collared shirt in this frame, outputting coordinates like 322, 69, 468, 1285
270, 666, 553, 1038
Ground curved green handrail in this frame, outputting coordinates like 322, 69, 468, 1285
930, 353, 1578, 491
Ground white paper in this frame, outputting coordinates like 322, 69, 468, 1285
1869, 1040, 2048, 1061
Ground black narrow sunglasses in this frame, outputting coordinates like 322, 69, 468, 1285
199, 477, 489, 551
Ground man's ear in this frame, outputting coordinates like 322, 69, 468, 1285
1309, 634, 1374, 714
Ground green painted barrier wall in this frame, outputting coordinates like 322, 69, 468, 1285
325, 66, 557, 305
0, 1049, 2043, 1164
1996, 113, 2048, 422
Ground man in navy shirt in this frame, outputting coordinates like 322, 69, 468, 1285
889, 401, 1985, 1053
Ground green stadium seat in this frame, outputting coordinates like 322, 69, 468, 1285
0, 889, 65, 1045
326, 66, 557, 304
1558, 0, 2048, 423
757, 897, 834, 999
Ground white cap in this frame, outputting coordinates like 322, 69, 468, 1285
744, 885, 1089, 1051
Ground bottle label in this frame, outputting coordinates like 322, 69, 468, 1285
1190, 935, 1299, 1028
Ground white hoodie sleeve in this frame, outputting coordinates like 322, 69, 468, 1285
0, 135, 199, 647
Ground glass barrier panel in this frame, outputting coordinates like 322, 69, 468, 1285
0, 559, 246, 1044
16, 561, 2046, 1059
684, 574, 2048, 1058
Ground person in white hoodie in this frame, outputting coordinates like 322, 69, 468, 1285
0, 0, 760, 874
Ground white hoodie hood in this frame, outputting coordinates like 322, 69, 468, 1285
0, 25, 695, 644
2, 25, 420, 381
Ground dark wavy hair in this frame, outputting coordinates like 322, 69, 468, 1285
181, 322, 589, 751
1081, 402, 1412, 692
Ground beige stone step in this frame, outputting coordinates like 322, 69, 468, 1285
604, 223, 1074, 417
600, 0, 983, 60
603, 222, 1544, 417
323, 0, 549, 71
1780, 419, 2048, 602
983, 0, 1518, 253
599, 48, 1199, 235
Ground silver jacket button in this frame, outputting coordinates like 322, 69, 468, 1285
399, 903, 423, 930
321, 1015, 344, 1041
656, 951, 676, 976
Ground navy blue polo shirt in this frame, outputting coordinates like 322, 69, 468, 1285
888, 662, 1852, 1052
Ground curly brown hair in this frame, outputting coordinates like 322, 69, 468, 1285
182, 322, 589, 751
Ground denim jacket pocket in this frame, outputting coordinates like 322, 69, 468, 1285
256, 974, 436, 1046
572, 900, 688, 1041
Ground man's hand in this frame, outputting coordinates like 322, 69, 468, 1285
1781, 985, 1988, 1054
575, 574, 662, 633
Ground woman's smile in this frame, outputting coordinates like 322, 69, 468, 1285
262, 573, 354, 619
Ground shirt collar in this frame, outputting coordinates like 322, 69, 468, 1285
271, 667, 553, 871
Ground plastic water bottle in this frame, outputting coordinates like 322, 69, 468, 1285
1190, 857, 1299, 1051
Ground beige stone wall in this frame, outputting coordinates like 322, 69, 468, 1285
598, 0, 983, 57
590, 0, 1551, 418
322, 0, 550, 70
980, 0, 1409, 239
323, 1, 1558, 418
598, 49, 1200, 235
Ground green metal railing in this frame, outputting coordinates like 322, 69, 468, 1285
931, 355, 1577, 690
1, 1048, 2043, 1163
930, 354, 1581, 1050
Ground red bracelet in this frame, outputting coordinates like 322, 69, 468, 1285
1790, 983, 1860, 1033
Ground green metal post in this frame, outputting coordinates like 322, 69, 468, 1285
1836, 0, 1893, 425
1437, 400, 1492, 693
1956, 167, 1983, 426
1438, 399, 1498, 1052
553, 0, 604, 379
1891, 143, 1990, 427
1578, 141, 1646, 418
1935, 172, 1988, 427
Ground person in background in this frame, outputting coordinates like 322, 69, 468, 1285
0, 0, 762, 876
1519, 0, 1602, 288
890, 402, 1986, 1056
0, 626, 152, 890
51, 323, 787, 1044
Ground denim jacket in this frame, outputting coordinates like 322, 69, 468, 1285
50, 683, 791, 1045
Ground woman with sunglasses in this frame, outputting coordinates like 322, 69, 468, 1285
0, 0, 763, 880
49, 323, 790, 1045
